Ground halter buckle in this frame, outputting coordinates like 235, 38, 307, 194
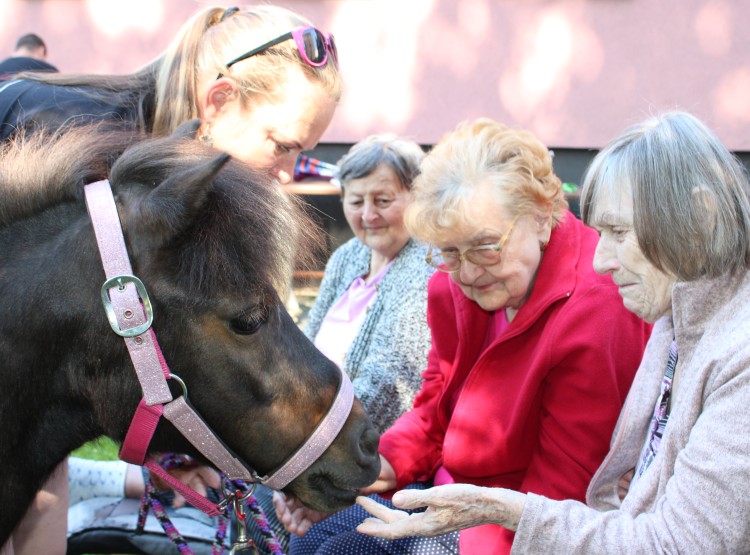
100, 274, 154, 337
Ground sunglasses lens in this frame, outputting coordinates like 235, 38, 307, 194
328, 34, 338, 65
301, 28, 327, 64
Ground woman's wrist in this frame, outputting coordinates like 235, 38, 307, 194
124, 463, 145, 499
486, 487, 526, 531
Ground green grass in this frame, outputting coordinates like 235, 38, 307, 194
70, 436, 119, 460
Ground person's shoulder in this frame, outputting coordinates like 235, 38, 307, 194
329, 237, 368, 261
0, 78, 61, 99
0, 57, 57, 77
322, 237, 370, 279
393, 240, 433, 275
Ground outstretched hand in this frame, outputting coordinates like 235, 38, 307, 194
272, 454, 399, 537
150, 464, 221, 508
272, 491, 332, 536
356, 484, 526, 539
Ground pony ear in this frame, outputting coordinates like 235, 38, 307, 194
127, 152, 231, 248
171, 119, 202, 140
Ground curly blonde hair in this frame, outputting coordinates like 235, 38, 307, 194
404, 118, 566, 243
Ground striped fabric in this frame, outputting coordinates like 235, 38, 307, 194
634, 338, 678, 481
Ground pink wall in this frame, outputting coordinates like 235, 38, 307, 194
2, 0, 749, 150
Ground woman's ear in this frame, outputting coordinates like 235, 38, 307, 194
536, 213, 553, 242
202, 77, 239, 122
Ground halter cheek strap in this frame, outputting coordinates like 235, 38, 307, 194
84, 179, 354, 513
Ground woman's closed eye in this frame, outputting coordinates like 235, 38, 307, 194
272, 140, 294, 156
600, 227, 630, 241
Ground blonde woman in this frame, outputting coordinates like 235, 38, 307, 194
0, 5, 339, 184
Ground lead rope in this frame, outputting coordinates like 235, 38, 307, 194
227, 478, 285, 555
137, 453, 284, 555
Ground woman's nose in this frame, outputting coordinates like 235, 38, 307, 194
274, 162, 294, 185
362, 202, 378, 222
593, 237, 618, 275
458, 258, 484, 284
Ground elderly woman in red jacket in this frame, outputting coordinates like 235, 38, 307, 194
278, 118, 651, 555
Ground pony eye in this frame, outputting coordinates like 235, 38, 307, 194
230, 305, 269, 335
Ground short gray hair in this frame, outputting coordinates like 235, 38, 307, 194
336, 134, 425, 191
581, 111, 750, 280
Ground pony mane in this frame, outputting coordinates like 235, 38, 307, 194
0, 123, 140, 225
0, 124, 324, 297
109, 136, 323, 297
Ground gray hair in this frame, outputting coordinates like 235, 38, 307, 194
581, 111, 750, 280
336, 134, 425, 191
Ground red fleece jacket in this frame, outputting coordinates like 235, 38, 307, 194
378, 211, 651, 554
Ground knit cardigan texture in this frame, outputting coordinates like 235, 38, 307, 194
305, 237, 435, 433
514, 269, 750, 554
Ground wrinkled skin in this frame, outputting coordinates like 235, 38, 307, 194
356, 484, 526, 539
0, 128, 380, 545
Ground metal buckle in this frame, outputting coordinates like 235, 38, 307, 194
100, 274, 154, 337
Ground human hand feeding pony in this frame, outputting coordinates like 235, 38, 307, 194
0, 123, 381, 548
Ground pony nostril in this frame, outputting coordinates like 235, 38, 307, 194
357, 426, 380, 464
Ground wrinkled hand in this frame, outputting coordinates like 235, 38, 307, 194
150, 464, 221, 508
272, 491, 332, 537
356, 484, 526, 539
617, 468, 635, 501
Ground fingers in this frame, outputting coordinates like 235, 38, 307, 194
196, 466, 221, 489
391, 489, 429, 511
149, 463, 220, 508
356, 495, 408, 539
271, 491, 333, 536
290, 506, 315, 536
360, 478, 394, 496
356, 516, 392, 537
272, 492, 311, 536
172, 491, 186, 509
617, 468, 635, 501
356, 496, 407, 523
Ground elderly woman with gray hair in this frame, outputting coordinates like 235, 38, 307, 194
357, 111, 750, 554
304, 133, 434, 432
263, 134, 433, 553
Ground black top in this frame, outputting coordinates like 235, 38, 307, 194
0, 56, 58, 80
0, 79, 151, 141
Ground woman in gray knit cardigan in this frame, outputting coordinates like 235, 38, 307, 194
305, 133, 435, 434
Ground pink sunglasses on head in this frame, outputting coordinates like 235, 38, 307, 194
221, 26, 338, 78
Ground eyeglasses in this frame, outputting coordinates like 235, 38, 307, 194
425, 217, 519, 273
222, 26, 337, 77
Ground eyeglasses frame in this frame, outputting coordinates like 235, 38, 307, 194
425, 216, 520, 273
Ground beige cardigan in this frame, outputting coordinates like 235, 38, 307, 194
513, 269, 750, 554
